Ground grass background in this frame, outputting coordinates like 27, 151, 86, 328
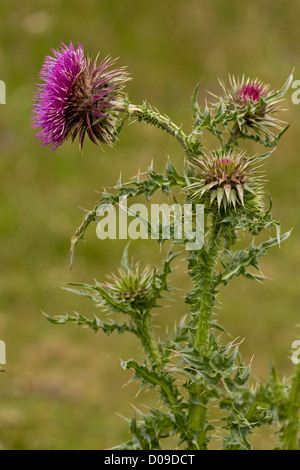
0, 0, 299, 449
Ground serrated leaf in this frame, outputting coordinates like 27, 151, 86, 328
191, 82, 201, 119
267, 72, 294, 101
44, 312, 133, 335
219, 230, 291, 286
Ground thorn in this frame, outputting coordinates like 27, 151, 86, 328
134, 387, 142, 399
130, 403, 140, 413
115, 411, 128, 421
121, 378, 132, 388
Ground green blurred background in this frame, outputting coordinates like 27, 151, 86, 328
0, 0, 299, 450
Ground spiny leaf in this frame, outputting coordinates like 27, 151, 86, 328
191, 82, 201, 119
43, 312, 133, 335
218, 229, 291, 285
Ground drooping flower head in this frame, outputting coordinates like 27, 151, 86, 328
187, 150, 264, 212
32, 42, 130, 150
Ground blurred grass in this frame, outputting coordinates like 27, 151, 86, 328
0, 0, 299, 449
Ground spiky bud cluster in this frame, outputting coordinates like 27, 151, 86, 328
187, 150, 264, 212
103, 263, 154, 310
32, 42, 130, 150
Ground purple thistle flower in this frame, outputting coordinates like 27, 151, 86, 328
237, 81, 267, 104
32, 42, 129, 150
212, 75, 287, 140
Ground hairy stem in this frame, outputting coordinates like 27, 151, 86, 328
127, 103, 193, 159
195, 218, 222, 350
137, 313, 195, 447
282, 362, 300, 450
188, 215, 223, 450
137, 314, 162, 369
188, 382, 208, 450
224, 125, 241, 151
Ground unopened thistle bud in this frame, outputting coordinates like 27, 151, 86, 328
32, 42, 130, 150
103, 263, 154, 310
214, 75, 285, 138
187, 150, 264, 212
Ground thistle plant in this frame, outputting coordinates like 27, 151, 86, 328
33, 42, 300, 450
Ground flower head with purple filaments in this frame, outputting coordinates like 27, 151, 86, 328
212, 75, 286, 139
219, 75, 270, 108
32, 42, 129, 150
237, 81, 267, 104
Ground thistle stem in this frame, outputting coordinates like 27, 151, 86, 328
224, 125, 241, 151
188, 382, 208, 450
282, 362, 300, 450
137, 312, 194, 447
195, 217, 222, 350
137, 314, 162, 369
188, 215, 223, 450
127, 103, 193, 158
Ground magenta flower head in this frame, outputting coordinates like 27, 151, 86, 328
212, 75, 288, 141
236, 79, 268, 105
32, 42, 130, 150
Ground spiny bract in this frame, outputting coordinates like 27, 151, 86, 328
187, 150, 264, 212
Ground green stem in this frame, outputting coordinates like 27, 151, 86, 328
195, 218, 222, 350
137, 313, 194, 447
137, 314, 162, 369
127, 103, 193, 159
188, 215, 223, 450
224, 125, 241, 151
282, 362, 300, 450
188, 382, 208, 450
